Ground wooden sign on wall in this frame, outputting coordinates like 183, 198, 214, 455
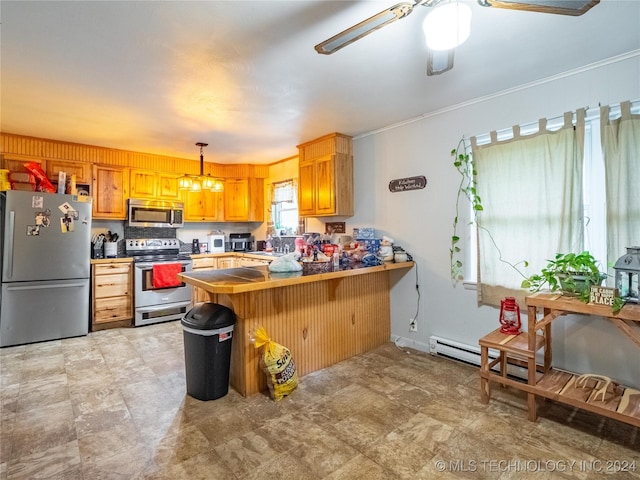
388, 175, 427, 193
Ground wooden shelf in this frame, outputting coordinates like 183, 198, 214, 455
479, 294, 640, 428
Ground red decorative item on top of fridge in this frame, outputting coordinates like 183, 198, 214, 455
499, 297, 521, 335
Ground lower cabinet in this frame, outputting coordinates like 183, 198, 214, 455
238, 257, 270, 267
91, 261, 133, 330
191, 257, 217, 304
190, 255, 272, 304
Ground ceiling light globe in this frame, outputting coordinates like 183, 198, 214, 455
423, 2, 472, 51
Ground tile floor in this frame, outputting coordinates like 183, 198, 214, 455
1, 320, 639, 479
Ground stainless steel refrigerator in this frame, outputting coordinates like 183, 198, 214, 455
1, 190, 92, 347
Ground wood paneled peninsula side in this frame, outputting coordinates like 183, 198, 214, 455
178, 261, 414, 397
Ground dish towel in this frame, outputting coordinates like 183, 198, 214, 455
152, 263, 183, 288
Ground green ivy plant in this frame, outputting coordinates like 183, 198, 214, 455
521, 251, 625, 313
450, 138, 482, 281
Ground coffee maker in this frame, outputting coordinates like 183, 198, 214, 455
230, 233, 253, 252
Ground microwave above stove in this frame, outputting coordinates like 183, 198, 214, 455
128, 199, 184, 228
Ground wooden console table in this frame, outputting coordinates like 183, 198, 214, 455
479, 292, 640, 427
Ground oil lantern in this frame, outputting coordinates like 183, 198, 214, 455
614, 246, 640, 304
499, 297, 521, 335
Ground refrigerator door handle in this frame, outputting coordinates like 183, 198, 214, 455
6, 282, 87, 291
5, 211, 15, 279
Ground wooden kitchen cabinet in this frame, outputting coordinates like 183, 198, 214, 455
191, 256, 217, 304
91, 261, 133, 330
1, 155, 46, 174
224, 178, 264, 222
129, 168, 157, 198
156, 172, 182, 201
130, 169, 182, 201
46, 159, 91, 184
92, 165, 129, 219
217, 257, 238, 269
237, 257, 270, 267
183, 189, 224, 221
297, 133, 353, 217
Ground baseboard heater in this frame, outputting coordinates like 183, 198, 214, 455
428, 335, 528, 380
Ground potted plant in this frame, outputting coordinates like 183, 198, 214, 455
521, 251, 606, 301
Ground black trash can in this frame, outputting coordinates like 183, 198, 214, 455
181, 302, 236, 401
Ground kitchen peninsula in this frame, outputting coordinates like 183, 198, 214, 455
178, 261, 414, 397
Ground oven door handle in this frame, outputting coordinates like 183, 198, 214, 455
136, 301, 192, 314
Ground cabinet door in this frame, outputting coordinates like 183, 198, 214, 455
157, 173, 181, 201
238, 258, 270, 267
129, 169, 157, 198
92, 165, 129, 219
315, 154, 336, 215
183, 189, 224, 221
1, 156, 46, 174
224, 178, 249, 221
217, 257, 238, 269
91, 262, 132, 327
46, 160, 91, 184
298, 160, 315, 216
248, 177, 264, 222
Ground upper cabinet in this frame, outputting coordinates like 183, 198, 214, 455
183, 189, 225, 222
297, 133, 353, 217
129, 169, 156, 199
92, 165, 129, 219
46, 160, 91, 184
224, 177, 264, 222
129, 169, 181, 201
157, 173, 182, 201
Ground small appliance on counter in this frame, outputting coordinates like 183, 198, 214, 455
230, 233, 253, 252
208, 230, 226, 253
191, 239, 200, 254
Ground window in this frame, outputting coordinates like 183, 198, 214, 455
270, 180, 300, 235
467, 101, 640, 306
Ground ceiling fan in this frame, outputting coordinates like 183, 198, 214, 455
315, 0, 600, 76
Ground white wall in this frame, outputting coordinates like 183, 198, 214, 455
349, 53, 640, 388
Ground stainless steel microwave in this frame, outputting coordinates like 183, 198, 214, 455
128, 199, 184, 228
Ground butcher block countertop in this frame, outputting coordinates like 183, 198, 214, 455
178, 261, 414, 295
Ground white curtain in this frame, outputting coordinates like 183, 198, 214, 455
471, 110, 585, 306
601, 101, 640, 269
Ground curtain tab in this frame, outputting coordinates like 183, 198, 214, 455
512, 125, 521, 138
490, 131, 498, 143
538, 118, 547, 132
621, 100, 632, 119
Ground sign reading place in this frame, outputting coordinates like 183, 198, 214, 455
388, 176, 427, 193
589, 286, 618, 306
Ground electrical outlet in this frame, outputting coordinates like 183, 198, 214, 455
409, 318, 417, 332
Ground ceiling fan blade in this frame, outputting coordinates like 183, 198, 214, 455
427, 48, 455, 76
477, 0, 599, 16
315, 2, 417, 55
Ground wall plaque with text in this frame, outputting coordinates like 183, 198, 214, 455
388, 176, 427, 193
589, 286, 618, 306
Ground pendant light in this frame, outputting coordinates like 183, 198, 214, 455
178, 142, 224, 192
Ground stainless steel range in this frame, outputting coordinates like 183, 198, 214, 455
126, 238, 192, 327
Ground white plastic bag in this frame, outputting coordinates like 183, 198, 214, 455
268, 252, 302, 272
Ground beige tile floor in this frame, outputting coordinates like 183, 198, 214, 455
1, 320, 639, 480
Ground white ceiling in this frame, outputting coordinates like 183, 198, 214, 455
2, 1, 639, 164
